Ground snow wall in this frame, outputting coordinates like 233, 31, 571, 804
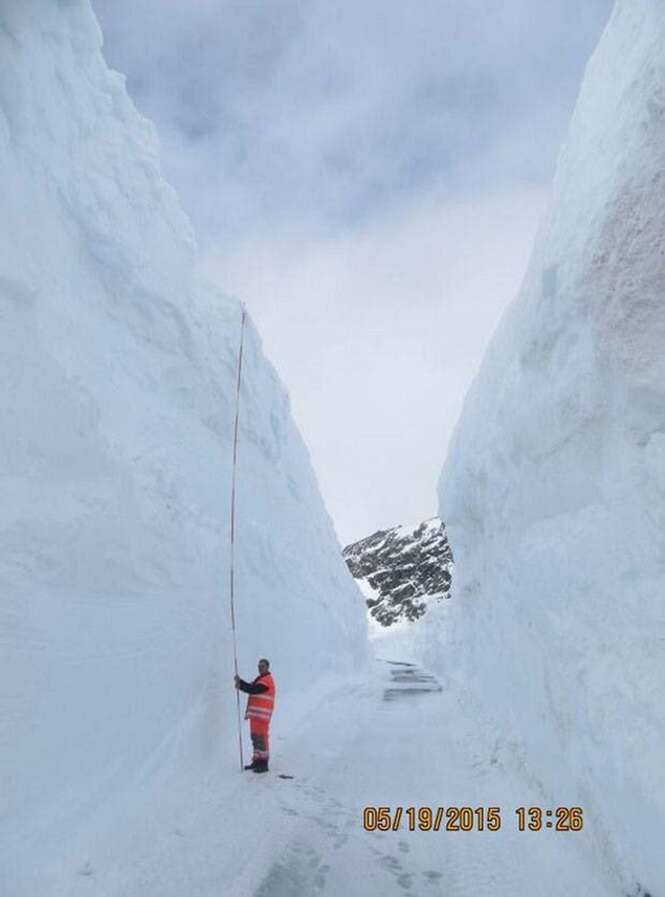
0, 0, 366, 887
436, 2, 665, 892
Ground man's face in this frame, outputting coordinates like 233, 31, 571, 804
258, 661, 268, 675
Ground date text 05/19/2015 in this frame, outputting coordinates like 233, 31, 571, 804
361, 806, 584, 833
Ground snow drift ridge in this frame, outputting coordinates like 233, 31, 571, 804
0, 3, 365, 892
438, 2, 665, 891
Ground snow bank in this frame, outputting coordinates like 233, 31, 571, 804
0, 2, 365, 892
436, 2, 665, 892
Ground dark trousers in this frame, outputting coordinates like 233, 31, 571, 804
250, 720, 269, 764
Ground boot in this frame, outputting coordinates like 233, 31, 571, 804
244, 761, 256, 770
253, 759, 269, 773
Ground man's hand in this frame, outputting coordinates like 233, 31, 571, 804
234, 674, 240, 688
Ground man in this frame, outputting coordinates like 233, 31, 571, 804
234, 658, 276, 773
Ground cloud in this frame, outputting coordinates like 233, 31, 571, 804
93, 0, 612, 240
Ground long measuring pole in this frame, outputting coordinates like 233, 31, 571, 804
229, 306, 247, 771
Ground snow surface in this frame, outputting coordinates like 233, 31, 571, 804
240, 657, 615, 897
0, 3, 365, 893
435, 2, 665, 894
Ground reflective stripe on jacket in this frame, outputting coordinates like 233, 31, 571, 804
245, 673, 275, 723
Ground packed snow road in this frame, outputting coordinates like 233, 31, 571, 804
242, 659, 615, 897
32, 658, 619, 897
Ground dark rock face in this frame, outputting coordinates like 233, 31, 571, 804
343, 518, 453, 627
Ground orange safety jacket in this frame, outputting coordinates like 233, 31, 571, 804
244, 673, 276, 724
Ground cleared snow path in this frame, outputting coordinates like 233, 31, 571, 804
35, 660, 623, 897
246, 660, 617, 897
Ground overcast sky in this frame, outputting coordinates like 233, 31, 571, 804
92, 0, 612, 544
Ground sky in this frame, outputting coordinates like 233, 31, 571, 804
92, 0, 613, 545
